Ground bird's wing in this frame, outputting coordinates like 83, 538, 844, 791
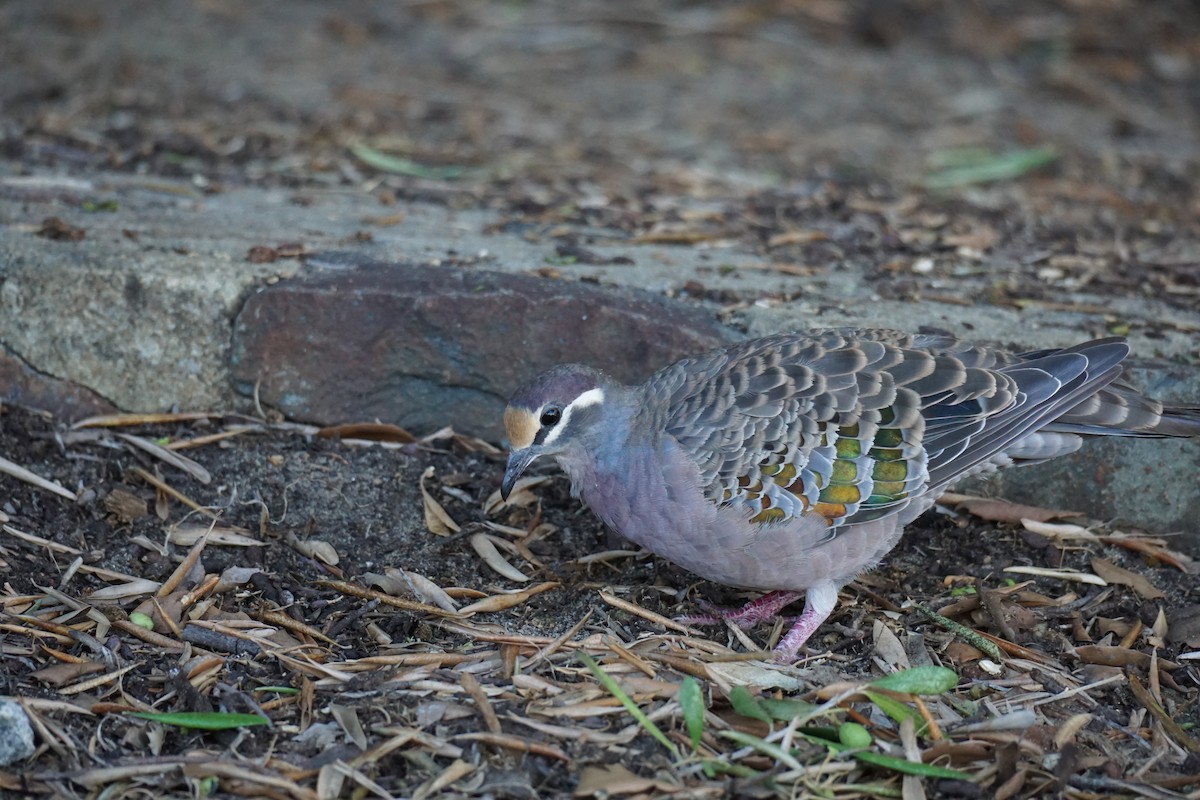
643, 329, 1129, 530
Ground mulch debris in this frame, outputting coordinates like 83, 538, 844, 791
2, 403, 1198, 798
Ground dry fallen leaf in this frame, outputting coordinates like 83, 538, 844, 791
316, 422, 415, 443
87, 578, 162, 600
574, 763, 677, 797
421, 466, 461, 535
482, 476, 550, 515
400, 568, 459, 612
872, 619, 909, 670
330, 703, 368, 750
170, 523, 262, 547
288, 535, 340, 566
1101, 534, 1197, 574
1021, 519, 1100, 542
469, 533, 529, 582
1074, 645, 1177, 671
30, 661, 108, 686
1090, 557, 1165, 600
458, 582, 559, 615
955, 497, 1082, 524
704, 661, 807, 692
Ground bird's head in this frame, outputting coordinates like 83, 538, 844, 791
500, 364, 610, 500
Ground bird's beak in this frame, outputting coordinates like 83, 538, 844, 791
501, 447, 540, 501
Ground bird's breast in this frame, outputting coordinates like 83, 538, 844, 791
577, 437, 914, 593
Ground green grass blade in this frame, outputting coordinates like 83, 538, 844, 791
853, 750, 972, 780
125, 711, 269, 730
719, 730, 803, 772
923, 146, 1056, 189
578, 652, 678, 757
758, 696, 818, 723
349, 144, 464, 180
863, 691, 922, 729
678, 676, 705, 749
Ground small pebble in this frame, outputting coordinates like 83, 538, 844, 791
0, 700, 35, 766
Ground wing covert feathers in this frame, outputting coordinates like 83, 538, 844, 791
638, 330, 1171, 533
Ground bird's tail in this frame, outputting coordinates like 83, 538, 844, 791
1048, 383, 1200, 439
1151, 406, 1200, 438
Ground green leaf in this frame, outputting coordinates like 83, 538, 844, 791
349, 144, 464, 180
81, 199, 119, 213
923, 145, 1057, 189
758, 696, 817, 723
577, 652, 678, 757
678, 676, 704, 749
863, 691, 921, 727
126, 711, 269, 730
870, 666, 958, 695
251, 686, 299, 696
853, 750, 972, 780
727, 685, 773, 724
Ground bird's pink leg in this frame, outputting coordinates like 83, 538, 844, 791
678, 589, 803, 628
772, 581, 838, 663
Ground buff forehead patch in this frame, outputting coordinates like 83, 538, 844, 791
504, 406, 540, 449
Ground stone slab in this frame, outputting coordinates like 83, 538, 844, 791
230, 255, 738, 439
0, 346, 115, 420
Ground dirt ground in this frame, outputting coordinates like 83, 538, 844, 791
3, 1, 1200, 797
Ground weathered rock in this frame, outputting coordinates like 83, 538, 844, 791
0, 346, 117, 420
0, 700, 35, 767
0, 188, 287, 413
230, 255, 739, 439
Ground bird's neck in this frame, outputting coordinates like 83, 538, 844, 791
564, 403, 670, 539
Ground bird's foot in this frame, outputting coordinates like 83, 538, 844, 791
677, 590, 804, 630
771, 582, 839, 664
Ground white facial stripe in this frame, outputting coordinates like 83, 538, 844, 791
541, 387, 605, 446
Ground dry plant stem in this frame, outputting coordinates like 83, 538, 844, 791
316, 579, 462, 618
109, 618, 187, 651
158, 526, 211, 597
975, 577, 1017, 642
599, 589, 695, 634
459, 671, 502, 734
253, 608, 339, 646
73, 412, 216, 429
128, 466, 219, 517
1128, 673, 1200, 754
526, 609, 593, 666
453, 732, 569, 761
2, 523, 82, 554
165, 425, 260, 450
0, 454, 77, 500
117, 433, 212, 483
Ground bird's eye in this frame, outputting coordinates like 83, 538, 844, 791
539, 407, 561, 427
